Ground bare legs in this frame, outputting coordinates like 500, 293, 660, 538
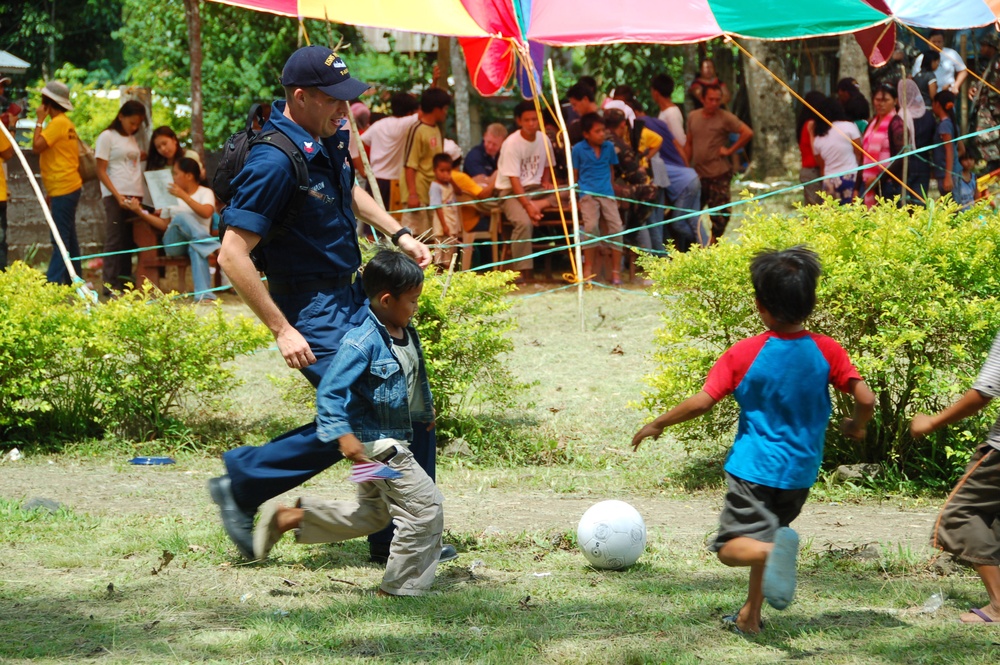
717, 536, 773, 635
961, 564, 1000, 623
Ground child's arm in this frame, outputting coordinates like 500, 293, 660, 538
631, 390, 718, 451
337, 433, 368, 463
911, 389, 992, 438
840, 378, 876, 440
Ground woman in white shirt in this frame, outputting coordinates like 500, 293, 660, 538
123, 158, 220, 302
811, 96, 862, 205
96, 100, 147, 293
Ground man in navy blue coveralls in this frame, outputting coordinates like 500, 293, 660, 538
209, 46, 453, 565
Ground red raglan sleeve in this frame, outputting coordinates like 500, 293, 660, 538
811, 334, 863, 393
702, 335, 769, 401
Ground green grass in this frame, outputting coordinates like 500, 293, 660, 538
1, 288, 994, 664
1, 493, 997, 664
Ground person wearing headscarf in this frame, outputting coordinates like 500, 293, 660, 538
896, 78, 936, 201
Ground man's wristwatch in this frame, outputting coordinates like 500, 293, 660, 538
391, 227, 413, 246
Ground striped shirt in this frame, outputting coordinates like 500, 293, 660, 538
972, 332, 1000, 451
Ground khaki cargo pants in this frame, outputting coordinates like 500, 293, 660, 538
297, 444, 444, 596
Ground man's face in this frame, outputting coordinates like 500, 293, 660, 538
294, 88, 349, 138
703, 89, 723, 113
518, 110, 539, 137
930, 34, 944, 50
483, 132, 503, 157
568, 97, 589, 117
700, 60, 716, 79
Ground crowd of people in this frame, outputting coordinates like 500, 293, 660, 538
801, 30, 1000, 211
0, 81, 218, 300
3, 30, 1000, 290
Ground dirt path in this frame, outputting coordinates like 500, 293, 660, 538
0, 459, 938, 555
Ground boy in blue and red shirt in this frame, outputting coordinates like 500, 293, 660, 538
632, 246, 875, 635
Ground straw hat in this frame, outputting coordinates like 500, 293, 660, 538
41, 80, 73, 111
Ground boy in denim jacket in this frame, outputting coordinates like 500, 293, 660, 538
253, 250, 444, 596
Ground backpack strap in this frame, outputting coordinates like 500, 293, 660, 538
250, 129, 311, 237
245, 103, 266, 133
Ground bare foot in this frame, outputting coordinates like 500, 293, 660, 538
960, 604, 1000, 623
736, 602, 763, 635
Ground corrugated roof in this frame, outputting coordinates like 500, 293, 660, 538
0, 51, 31, 75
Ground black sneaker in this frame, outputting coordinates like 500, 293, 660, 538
208, 475, 255, 560
368, 543, 459, 566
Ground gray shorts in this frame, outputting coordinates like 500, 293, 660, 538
932, 443, 1000, 566
710, 472, 810, 552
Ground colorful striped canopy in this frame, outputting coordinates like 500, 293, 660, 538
214, 0, 999, 42
210, 0, 1000, 94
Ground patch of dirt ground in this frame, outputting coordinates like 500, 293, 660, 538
0, 459, 938, 554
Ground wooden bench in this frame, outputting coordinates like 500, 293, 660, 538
133, 219, 190, 292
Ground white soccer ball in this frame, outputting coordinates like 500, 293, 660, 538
576, 500, 647, 570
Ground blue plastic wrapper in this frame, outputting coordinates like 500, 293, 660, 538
129, 456, 176, 465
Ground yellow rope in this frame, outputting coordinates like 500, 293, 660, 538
729, 35, 925, 204
511, 40, 582, 282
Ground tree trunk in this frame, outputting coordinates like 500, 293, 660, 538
740, 39, 797, 179
838, 34, 870, 97
183, 0, 204, 157
449, 37, 473, 151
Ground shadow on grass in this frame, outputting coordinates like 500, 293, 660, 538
4, 571, 995, 663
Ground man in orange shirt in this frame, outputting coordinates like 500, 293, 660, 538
32, 80, 82, 284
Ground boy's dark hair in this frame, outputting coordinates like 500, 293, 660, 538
175, 156, 202, 179
420, 88, 452, 114
651, 73, 675, 98
566, 82, 595, 102
603, 108, 627, 131
391, 92, 419, 117
362, 249, 424, 299
613, 83, 636, 104
579, 112, 605, 135
514, 100, 537, 119
432, 152, 452, 169
750, 246, 821, 324
701, 83, 722, 97
843, 94, 870, 123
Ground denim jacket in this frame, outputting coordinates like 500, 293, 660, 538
315, 308, 434, 444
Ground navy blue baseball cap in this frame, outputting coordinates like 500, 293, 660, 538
281, 46, 371, 101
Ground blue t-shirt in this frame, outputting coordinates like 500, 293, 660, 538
703, 331, 862, 490
641, 116, 687, 168
464, 143, 497, 178
571, 140, 618, 197
933, 117, 960, 178
954, 172, 977, 208
224, 100, 362, 281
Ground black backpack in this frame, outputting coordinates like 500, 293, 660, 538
213, 103, 310, 271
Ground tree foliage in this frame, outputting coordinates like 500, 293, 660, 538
0, 0, 125, 81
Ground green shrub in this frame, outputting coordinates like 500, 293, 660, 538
638, 197, 1000, 489
86, 283, 272, 439
0, 264, 89, 432
0, 265, 271, 442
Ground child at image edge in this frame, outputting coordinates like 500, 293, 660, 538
632, 246, 875, 635
253, 249, 444, 597
911, 332, 1000, 623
